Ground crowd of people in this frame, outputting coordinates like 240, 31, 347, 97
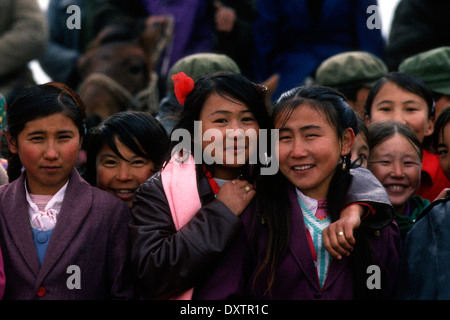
0, 0, 449, 301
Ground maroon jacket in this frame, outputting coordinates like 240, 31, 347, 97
130, 164, 400, 299
194, 171, 401, 300
0, 169, 133, 300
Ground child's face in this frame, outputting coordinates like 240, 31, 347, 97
351, 133, 369, 167
368, 133, 422, 213
96, 137, 156, 207
198, 93, 260, 180
276, 104, 354, 199
7, 113, 81, 195
437, 122, 450, 180
368, 81, 434, 142
434, 95, 450, 120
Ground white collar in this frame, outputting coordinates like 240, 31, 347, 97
295, 188, 318, 215
25, 179, 69, 231
25, 179, 68, 212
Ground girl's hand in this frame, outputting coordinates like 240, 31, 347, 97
322, 204, 362, 259
434, 188, 450, 201
216, 179, 255, 216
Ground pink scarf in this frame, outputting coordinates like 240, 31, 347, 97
161, 152, 201, 300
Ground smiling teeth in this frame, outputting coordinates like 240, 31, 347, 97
294, 165, 314, 170
387, 185, 405, 191
115, 189, 134, 195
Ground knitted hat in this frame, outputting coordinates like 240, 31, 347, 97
398, 46, 450, 95
315, 51, 388, 88
166, 53, 241, 92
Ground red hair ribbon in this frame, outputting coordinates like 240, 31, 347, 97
172, 72, 194, 105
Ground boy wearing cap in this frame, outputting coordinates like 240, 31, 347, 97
399, 46, 450, 120
315, 51, 388, 118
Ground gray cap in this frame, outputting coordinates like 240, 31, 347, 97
315, 51, 388, 88
399, 46, 450, 95
167, 53, 241, 92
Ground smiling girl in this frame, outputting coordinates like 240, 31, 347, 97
129, 72, 265, 299
241, 85, 400, 299
82, 111, 169, 207
367, 121, 430, 240
0, 83, 133, 299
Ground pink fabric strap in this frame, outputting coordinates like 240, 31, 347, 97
161, 152, 201, 300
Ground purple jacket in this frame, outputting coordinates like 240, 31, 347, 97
194, 184, 401, 300
0, 169, 133, 300
142, 0, 214, 75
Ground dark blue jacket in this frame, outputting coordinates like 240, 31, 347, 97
397, 197, 450, 300
253, 0, 385, 99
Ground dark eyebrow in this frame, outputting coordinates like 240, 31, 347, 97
209, 109, 253, 116
375, 100, 394, 106
376, 100, 424, 107
278, 125, 321, 132
26, 130, 46, 136
300, 125, 321, 131
436, 143, 447, 149
403, 100, 424, 106
210, 110, 231, 116
27, 129, 75, 135
99, 151, 147, 163
99, 153, 117, 159
278, 127, 292, 133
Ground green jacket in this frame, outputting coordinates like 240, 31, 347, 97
395, 195, 430, 241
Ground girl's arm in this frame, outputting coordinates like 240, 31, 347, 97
323, 166, 394, 259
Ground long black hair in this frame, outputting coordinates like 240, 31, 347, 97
254, 85, 381, 299
6, 82, 86, 182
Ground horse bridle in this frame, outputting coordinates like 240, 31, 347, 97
78, 70, 160, 116
77, 16, 175, 118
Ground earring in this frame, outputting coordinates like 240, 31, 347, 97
341, 156, 347, 171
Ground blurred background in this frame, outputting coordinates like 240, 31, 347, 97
29, 0, 401, 84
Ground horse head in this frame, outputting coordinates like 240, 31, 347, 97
77, 18, 172, 127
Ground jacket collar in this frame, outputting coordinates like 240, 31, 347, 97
1, 169, 93, 281
195, 164, 216, 205
287, 184, 349, 291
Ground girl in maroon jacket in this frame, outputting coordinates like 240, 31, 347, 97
0, 83, 133, 299
220, 85, 400, 300
243, 86, 400, 299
